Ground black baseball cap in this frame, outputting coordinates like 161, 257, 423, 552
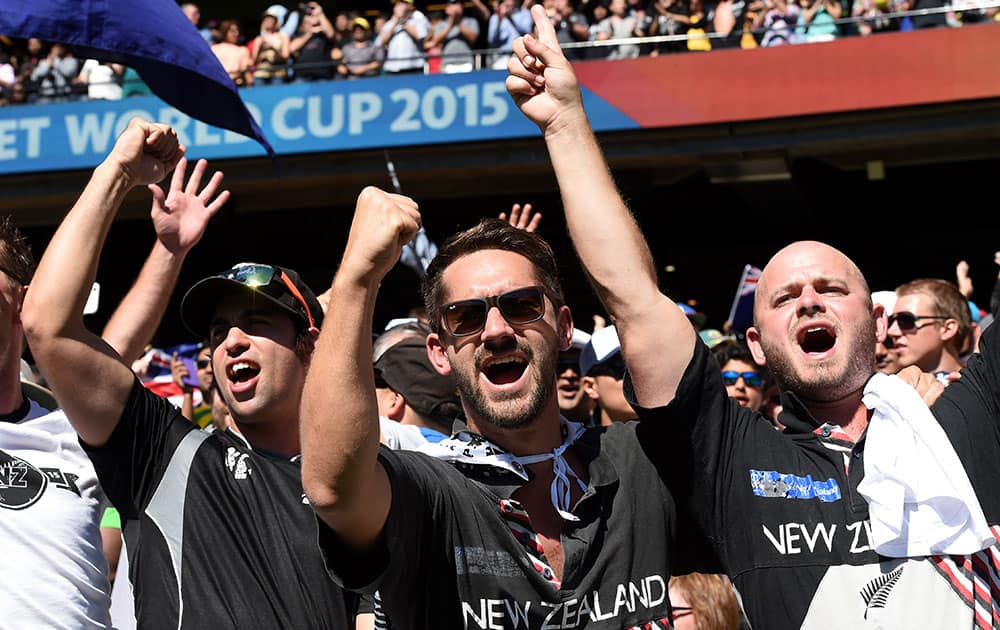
180, 262, 324, 337
373, 337, 461, 422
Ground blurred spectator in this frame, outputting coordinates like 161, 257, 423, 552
639, 0, 690, 55
252, 7, 292, 84
170, 343, 215, 429
181, 2, 214, 43
711, 338, 767, 412
76, 58, 125, 100
668, 573, 743, 630
373, 329, 462, 444
580, 325, 637, 425
211, 20, 254, 86
889, 278, 971, 381
597, 0, 642, 59
872, 289, 901, 374
851, 0, 891, 35
684, 0, 713, 51
0, 51, 15, 101
333, 10, 354, 47
547, 0, 591, 60
30, 42, 80, 102
906, 0, 947, 28
265, 3, 302, 38
586, 0, 613, 60
486, 0, 534, 69
290, 1, 338, 81
794, 0, 841, 42
338, 17, 386, 78
378, 0, 430, 74
556, 328, 595, 424
425, 0, 480, 73
759, 0, 799, 46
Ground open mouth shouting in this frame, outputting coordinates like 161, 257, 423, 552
227, 360, 261, 394
480, 354, 530, 391
797, 323, 837, 359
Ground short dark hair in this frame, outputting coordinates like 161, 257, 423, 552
0, 215, 35, 286
422, 218, 565, 334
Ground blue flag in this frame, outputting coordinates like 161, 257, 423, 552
0, 0, 273, 156
727, 264, 761, 334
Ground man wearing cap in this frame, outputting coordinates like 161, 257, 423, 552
579, 325, 637, 426
373, 320, 461, 445
339, 16, 385, 78
378, 0, 430, 74
22, 119, 360, 629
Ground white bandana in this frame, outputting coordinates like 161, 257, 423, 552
417, 418, 589, 521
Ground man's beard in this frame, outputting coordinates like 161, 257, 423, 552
761, 319, 876, 403
454, 339, 557, 430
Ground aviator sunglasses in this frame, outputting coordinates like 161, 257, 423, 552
721, 370, 763, 388
887, 311, 949, 333
221, 263, 317, 331
441, 286, 547, 336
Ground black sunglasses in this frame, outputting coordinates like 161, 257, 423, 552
441, 286, 546, 337
196, 358, 211, 368
887, 311, 949, 333
721, 370, 763, 388
222, 263, 317, 332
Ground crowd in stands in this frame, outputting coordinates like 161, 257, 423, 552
7, 4, 1000, 630
1, 0, 997, 105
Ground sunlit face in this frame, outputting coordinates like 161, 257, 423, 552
209, 296, 307, 428
427, 250, 572, 434
0, 270, 25, 373
721, 358, 765, 411
888, 292, 951, 372
746, 241, 878, 404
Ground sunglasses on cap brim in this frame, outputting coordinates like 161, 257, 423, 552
221, 263, 317, 332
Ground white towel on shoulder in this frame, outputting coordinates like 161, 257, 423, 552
858, 372, 993, 557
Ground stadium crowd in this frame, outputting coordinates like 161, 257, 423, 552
1, 0, 997, 105
4, 3, 1000, 630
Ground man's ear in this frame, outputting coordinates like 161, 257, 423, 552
378, 388, 406, 421
427, 333, 453, 376
557, 305, 573, 351
582, 375, 599, 401
298, 327, 320, 366
745, 327, 767, 366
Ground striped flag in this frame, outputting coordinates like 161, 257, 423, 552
727, 264, 762, 334
0, 0, 273, 156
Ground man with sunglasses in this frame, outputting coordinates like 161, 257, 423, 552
506, 7, 1000, 629
303, 189, 677, 626
888, 278, 972, 383
22, 119, 361, 629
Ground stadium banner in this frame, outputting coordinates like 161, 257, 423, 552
0, 70, 637, 175
2, 23, 999, 176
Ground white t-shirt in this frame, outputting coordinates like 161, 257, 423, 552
82, 59, 122, 101
0, 405, 112, 628
379, 416, 432, 451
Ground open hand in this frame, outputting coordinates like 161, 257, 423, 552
148, 157, 229, 256
498, 203, 542, 232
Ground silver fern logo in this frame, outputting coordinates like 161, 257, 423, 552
861, 566, 904, 619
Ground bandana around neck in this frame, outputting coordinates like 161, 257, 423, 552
417, 417, 589, 521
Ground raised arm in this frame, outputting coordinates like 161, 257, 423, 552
301, 186, 421, 550
506, 5, 695, 407
101, 157, 228, 365
21, 119, 184, 447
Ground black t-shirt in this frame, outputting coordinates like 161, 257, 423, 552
295, 32, 335, 80
318, 422, 677, 629
627, 323, 1000, 629
85, 379, 358, 629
